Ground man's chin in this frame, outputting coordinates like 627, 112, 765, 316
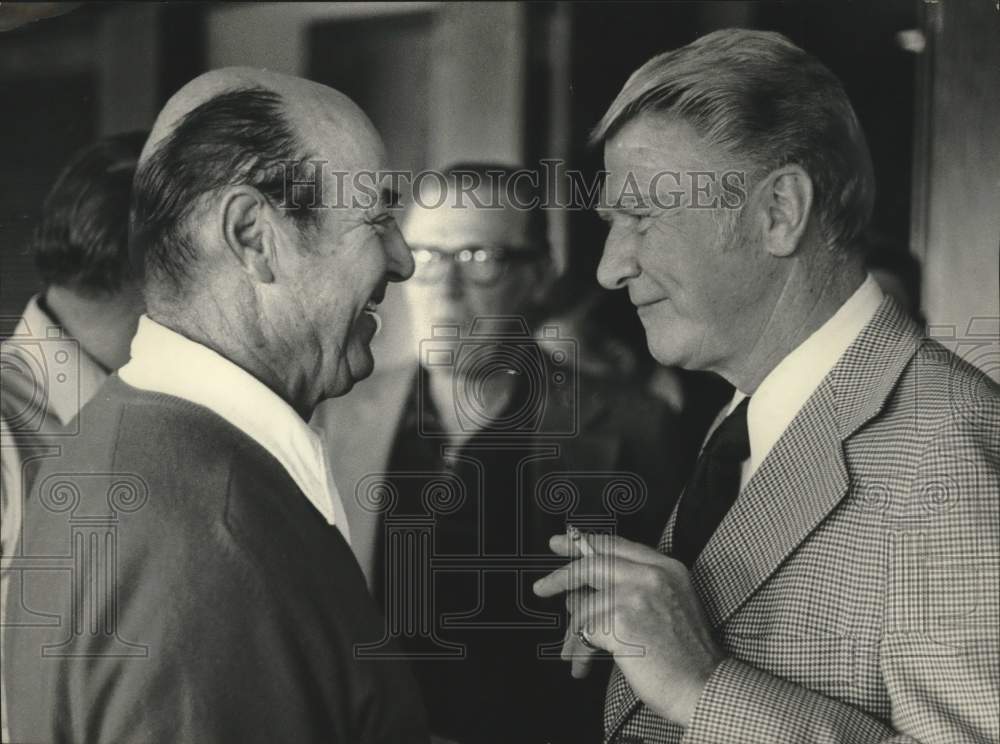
324, 344, 375, 399
645, 333, 688, 370
347, 342, 376, 382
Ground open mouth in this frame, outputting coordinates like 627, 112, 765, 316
362, 290, 384, 336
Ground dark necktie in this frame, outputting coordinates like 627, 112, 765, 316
670, 396, 751, 568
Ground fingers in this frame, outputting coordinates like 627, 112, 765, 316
535, 547, 663, 597
537, 530, 676, 598
548, 531, 593, 558
533, 554, 610, 596
565, 587, 588, 612
534, 559, 583, 597
561, 598, 602, 679
549, 532, 663, 565
562, 581, 624, 679
571, 634, 597, 679
559, 625, 597, 679
559, 627, 597, 679
567, 604, 613, 678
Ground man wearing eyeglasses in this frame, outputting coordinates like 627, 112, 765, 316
313, 164, 683, 744
403, 165, 561, 447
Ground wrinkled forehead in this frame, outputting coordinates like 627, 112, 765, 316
403, 184, 535, 249
602, 113, 723, 198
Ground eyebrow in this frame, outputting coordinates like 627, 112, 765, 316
600, 181, 654, 212
606, 196, 654, 212
614, 194, 653, 210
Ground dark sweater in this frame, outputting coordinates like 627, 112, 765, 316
4, 375, 428, 743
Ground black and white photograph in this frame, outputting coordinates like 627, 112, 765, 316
1, 2, 998, 743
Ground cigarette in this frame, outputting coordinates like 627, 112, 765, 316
568, 525, 595, 556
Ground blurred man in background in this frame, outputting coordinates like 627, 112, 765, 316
1, 130, 146, 484
314, 164, 683, 744
1, 132, 145, 741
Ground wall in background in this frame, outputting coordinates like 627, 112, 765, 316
207, 2, 527, 168
0, 9, 100, 331
425, 2, 526, 168
0, 3, 200, 330
98, 4, 159, 135
913, 0, 1000, 381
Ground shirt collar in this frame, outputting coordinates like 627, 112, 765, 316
8, 294, 108, 426
118, 315, 349, 541
729, 274, 884, 482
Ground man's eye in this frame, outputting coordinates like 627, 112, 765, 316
629, 211, 656, 227
368, 214, 395, 235
601, 209, 652, 224
382, 188, 402, 209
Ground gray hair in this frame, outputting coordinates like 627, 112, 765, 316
592, 29, 875, 251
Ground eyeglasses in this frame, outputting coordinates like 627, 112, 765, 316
410, 245, 546, 286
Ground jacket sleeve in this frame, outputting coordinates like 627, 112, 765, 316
682, 398, 1000, 744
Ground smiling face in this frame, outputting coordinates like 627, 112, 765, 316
268, 97, 414, 401
597, 114, 781, 377
139, 69, 417, 412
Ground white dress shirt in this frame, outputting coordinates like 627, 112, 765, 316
118, 316, 350, 542
728, 274, 885, 490
4, 294, 109, 427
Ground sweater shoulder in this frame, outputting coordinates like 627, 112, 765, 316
32, 376, 297, 539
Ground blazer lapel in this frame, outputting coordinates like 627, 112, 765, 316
606, 299, 923, 740
690, 298, 923, 627
692, 382, 848, 625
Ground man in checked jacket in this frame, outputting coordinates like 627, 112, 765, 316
534, 29, 999, 744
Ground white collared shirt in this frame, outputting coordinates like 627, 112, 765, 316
727, 274, 885, 490
118, 316, 350, 542
4, 294, 108, 426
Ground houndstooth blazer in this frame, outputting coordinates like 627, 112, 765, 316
604, 299, 1000, 744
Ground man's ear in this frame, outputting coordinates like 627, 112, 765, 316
219, 186, 275, 283
762, 165, 814, 257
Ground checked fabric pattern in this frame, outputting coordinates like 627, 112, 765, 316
603, 299, 1000, 744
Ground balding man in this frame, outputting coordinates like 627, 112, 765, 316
4, 68, 428, 743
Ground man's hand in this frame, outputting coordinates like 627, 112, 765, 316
534, 533, 726, 728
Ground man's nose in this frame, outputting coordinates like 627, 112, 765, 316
386, 226, 415, 282
442, 259, 464, 299
596, 227, 640, 290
